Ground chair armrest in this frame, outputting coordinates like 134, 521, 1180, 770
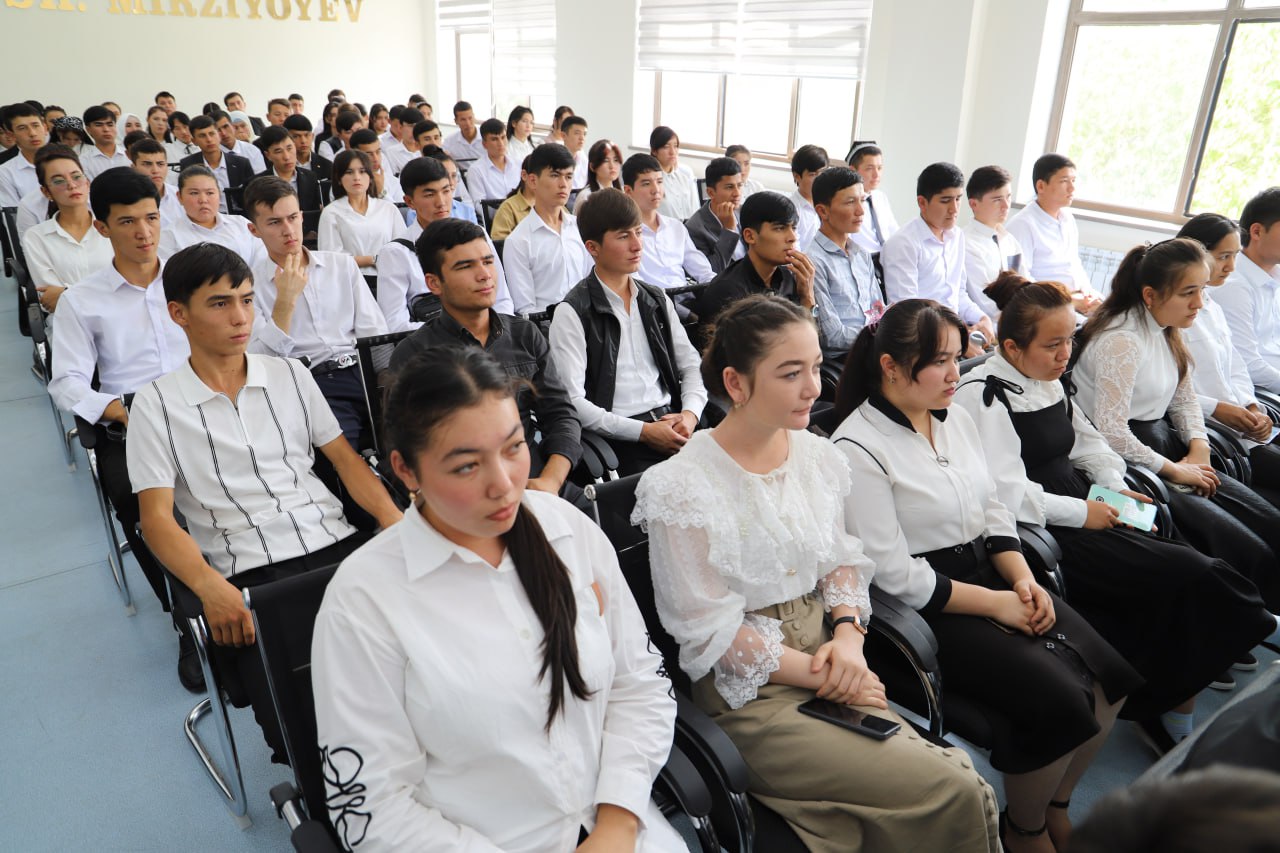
654, 742, 713, 820
1205, 419, 1251, 484
580, 432, 620, 476
270, 782, 342, 853
73, 415, 97, 449
867, 587, 945, 737
1254, 389, 1280, 423
1124, 464, 1170, 503
1017, 522, 1066, 598
819, 361, 843, 401
671, 692, 754, 852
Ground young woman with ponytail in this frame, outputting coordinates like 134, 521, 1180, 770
954, 273, 1278, 754
311, 346, 684, 852
832, 298, 1139, 853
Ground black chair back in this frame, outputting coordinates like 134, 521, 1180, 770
479, 198, 504, 234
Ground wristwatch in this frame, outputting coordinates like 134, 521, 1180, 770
810, 304, 820, 319
831, 615, 868, 635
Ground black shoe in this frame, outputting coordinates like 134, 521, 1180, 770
178, 633, 206, 694
1136, 718, 1177, 757
1233, 652, 1258, 672
1209, 670, 1236, 691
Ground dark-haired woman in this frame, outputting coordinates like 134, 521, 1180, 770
1073, 238, 1280, 611
506, 105, 537, 163
318, 148, 407, 274
635, 294, 1000, 853
573, 139, 623, 215
956, 274, 1277, 752
543, 105, 573, 146
834, 298, 1139, 853
650, 126, 698, 221
312, 347, 684, 853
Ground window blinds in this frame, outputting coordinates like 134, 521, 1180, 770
492, 0, 557, 106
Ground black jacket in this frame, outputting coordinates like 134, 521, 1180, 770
257, 166, 324, 213
179, 150, 254, 189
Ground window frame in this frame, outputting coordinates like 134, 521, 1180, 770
1047, 0, 1280, 223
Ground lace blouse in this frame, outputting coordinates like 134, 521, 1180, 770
632, 430, 874, 710
1072, 306, 1208, 470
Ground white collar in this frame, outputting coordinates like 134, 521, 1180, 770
399, 496, 573, 581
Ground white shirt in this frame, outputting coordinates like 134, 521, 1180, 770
638, 214, 715, 290
157, 187, 183, 228
223, 139, 265, 174
199, 152, 234, 213
962, 219, 1028, 319
21, 212, 113, 291
442, 129, 485, 165
126, 355, 355, 577
165, 139, 198, 165
1072, 306, 1208, 471
507, 135, 535, 164
850, 188, 899, 255
548, 277, 708, 440
381, 138, 412, 177
317, 196, 408, 273
465, 155, 521, 203
1005, 201, 1095, 295
740, 177, 765, 201
656, 164, 698, 222
503, 207, 594, 315
834, 398, 1021, 611
249, 249, 388, 364
0, 153, 38, 207
955, 352, 1129, 529
312, 490, 683, 853
1185, 288, 1259, 418
882, 217, 984, 324
16, 186, 51, 237
80, 144, 130, 180
571, 149, 589, 191
632, 430, 873, 709
789, 190, 820, 253
49, 260, 190, 424
159, 212, 261, 265
1213, 252, 1280, 393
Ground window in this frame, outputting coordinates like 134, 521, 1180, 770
435, 0, 557, 122
1049, 0, 1280, 222
636, 0, 871, 160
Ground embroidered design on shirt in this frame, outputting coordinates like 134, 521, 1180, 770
321, 744, 371, 847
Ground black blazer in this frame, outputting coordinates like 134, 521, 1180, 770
305, 150, 334, 185
179, 150, 255, 189
257, 166, 324, 213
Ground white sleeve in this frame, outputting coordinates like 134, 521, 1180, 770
680, 227, 715, 283
374, 243, 421, 333
486, 235, 515, 315
503, 230, 537, 316
317, 206, 343, 255
962, 240, 999, 319
289, 358, 346, 447
1084, 332, 1168, 470
1168, 370, 1210, 445
47, 292, 117, 423
344, 255, 391, 338
547, 304, 645, 441
1225, 324, 1260, 408
880, 233, 918, 304
125, 384, 180, 493
0, 166, 19, 208
1005, 216, 1035, 276
21, 230, 60, 290
1215, 283, 1280, 392
665, 296, 706, 420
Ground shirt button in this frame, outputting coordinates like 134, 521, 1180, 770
1045, 642, 1055, 650
786, 567, 796, 576
1056, 633, 1066, 641
520, 629, 531, 640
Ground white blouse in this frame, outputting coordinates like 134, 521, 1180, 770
632, 430, 874, 710
312, 490, 683, 853
833, 398, 1021, 613
317, 196, 408, 273
1184, 288, 1259, 419
1072, 306, 1209, 470
158, 212, 261, 266
955, 353, 1130, 529
21, 212, 113, 291
656, 164, 699, 222
507, 135, 537, 164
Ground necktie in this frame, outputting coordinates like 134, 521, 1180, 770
866, 195, 883, 245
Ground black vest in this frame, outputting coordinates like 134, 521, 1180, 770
561, 275, 683, 414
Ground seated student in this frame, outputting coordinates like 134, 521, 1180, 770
725, 144, 764, 199
1005, 153, 1101, 314
223, 91, 264, 135
155, 91, 177, 116
127, 138, 182, 227
390, 218, 580, 496
48, 167, 188, 634
51, 114, 92, 149
683, 156, 746, 274
408, 95, 432, 116
313, 345, 680, 853
572, 139, 623, 214
882, 162, 995, 356
957, 274, 1278, 753
257, 125, 323, 215
548, 189, 706, 476
422, 145, 482, 225
314, 101, 340, 152
490, 155, 535, 240
180, 115, 253, 213
412, 116, 443, 152
129, 242, 400, 732
848, 143, 899, 256
503, 143, 594, 315
284, 114, 334, 183
326, 108, 363, 156
543, 105, 573, 146
0, 102, 47, 207
213, 110, 265, 174
808, 166, 881, 359
833, 298, 1139, 852
649, 126, 697, 221
159, 166, 260, 264
243, 176, 388, 448
1213, 187, 1280, 392
349, 127, 403, 203
143, 105, 171, 154
505, 105, 537, 163
633, 295, 1000, 851
21, 145, 112, 314
442, 100, 486, 165
166, 111, 198, 162
465, 117, 521, 204
265, 98, 290, 129
375, 156, 513, 331
383, 108, 425, 177
560, 115, 590, 190
317, 149, 407, 275
378, 104, 401, 149
695, 191, 816, 325
963, 165, 1029, 319
80, 105, 131, 180
789, 144, 827, 251
623, 154, 715, 291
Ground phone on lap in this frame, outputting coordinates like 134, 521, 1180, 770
798, 698, 901, 740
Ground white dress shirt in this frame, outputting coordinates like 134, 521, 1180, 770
548, 277, 707, 440
317, 196, 408, 273
740, 177, 765, 200
21, 212, 113, 290
198, 152, 235, 213
1072, 306, 1209, 470
789, 190, 820, 253
507, 135, 536, 164
1185, 287, 1259, 419
312, 490, 683, 853
223, 139, 265, 174
656, 164, 698, 222
79, 144, 130, 181
166, 139, 198, 165
0, 154, 38, 207
503, 207, 594, 314
638, 214, 715, 290
15, 186, 51, 237
962, 219, 1028, 318
955, 352, 1129, 529
882, 217, 984, 324
572, 149, 589, 191
157, 187, 183, 228
850, 188, 899, 255
1005, 201, 1095, 295
381, 138, 415, 177
126, 354, 356, 577
442, 129, 485, 165
249, 249, 388, 364
159, 212, 261, 265
465, 155, 521, 203
1213, 252, 1280, 393
49, 260, 190, 423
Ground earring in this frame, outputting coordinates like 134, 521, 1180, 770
732, 400, 744, 410
890, 375, 897, 384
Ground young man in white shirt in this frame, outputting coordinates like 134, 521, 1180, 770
549, 189, 707, 476
79, 105, 131, 180
1005, 153, 1101, 314
179, 115, 253, 213
442, 100, 485, 165
0, 102, 47, 207
465, 117, 521, 204
382, 107, 424, 177
503, 144, 594, 315
288, 93, 305, 116
962, 165, 1029, 319
1215, 187, 1280, 392
128, 137, 182, 227
128, 240, 400, 726
155, 91, 177, 116
349, 128, 402, 203
242, 176, 388, 449
809, 166, 880, 359
561, 115, 590, 190
882, 162, 994, 356
848, 143, 900, 255
788, 144, 827, 252
623, 153, 716, 294
682, 155, 746, 274
215, 110, 266, 174
265, 98, 290, 129
159, 165, 260, 264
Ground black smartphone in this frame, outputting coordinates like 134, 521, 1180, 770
798, 698, 901, 740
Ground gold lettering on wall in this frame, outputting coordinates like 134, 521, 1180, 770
316, 0, 334, 21
4, 0, 366, 19
293, 0, 309, 20
241, 0, 261, 18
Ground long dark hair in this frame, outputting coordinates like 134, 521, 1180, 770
833, 299, 967, 421
1077, 238, 1209, 381
586, 140, 623, 192
1176, 212, 1240, 253
984, 271, 1074, 351
331, 149, 376, 203
384, 347, 591, 730
506, 105, 533, 140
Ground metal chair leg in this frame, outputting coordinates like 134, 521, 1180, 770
183, 615, 252, 828
85, 446, 134, 616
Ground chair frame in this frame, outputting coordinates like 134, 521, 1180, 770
73, 416, 135, 616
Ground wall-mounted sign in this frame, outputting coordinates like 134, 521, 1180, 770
3, 0, 366, 23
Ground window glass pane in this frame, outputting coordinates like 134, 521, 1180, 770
439, 33, 458, 110
1191, 21, 1280, 215
457, 30, 493, 117
722, 75, 793, 156
633, 69, 657, 147
1057, 23, 1217, 211
1081, 0, 1225, 10
658, 71, 720, 149
794, 77, 858, 159
1243, 0, 1280, 9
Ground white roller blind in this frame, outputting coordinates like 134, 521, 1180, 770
492, 0, 557, 105
637, 0, 740, 74
437, 0, 488, 28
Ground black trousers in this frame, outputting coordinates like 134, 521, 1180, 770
170, 531, 373, 764
1248, 440, 1280, 508
94, 427, 170, 611
311, 365, 369, 450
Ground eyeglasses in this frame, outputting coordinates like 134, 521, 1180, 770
48, 173, 89, 189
